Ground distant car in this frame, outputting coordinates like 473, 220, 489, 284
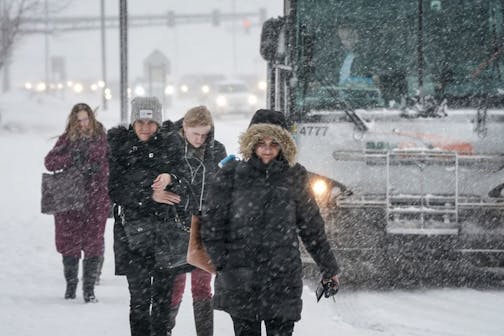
177, 73, 226, 102
132, 78, 175, 107
209, 80, 259, 117
236, 73, 268, 96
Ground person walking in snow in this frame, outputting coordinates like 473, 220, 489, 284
108, 97, 190, 336
201, 109, 340, 336
44, 102, 110, 303
161, 105, 227, 336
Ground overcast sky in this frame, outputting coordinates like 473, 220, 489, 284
10, 0, 283, 87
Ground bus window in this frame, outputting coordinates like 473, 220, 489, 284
295, 0, 504, 112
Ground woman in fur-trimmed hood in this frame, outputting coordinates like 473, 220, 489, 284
201, 109, 340, 335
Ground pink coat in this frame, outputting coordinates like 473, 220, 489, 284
44, 133, 110, 257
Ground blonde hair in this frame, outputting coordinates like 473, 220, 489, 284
65, 103, 105, 141
183, 105, 213, 128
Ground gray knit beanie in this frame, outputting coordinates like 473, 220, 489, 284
130, 96, 162, 126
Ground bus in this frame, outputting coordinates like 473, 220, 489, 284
260, 0, 504, 286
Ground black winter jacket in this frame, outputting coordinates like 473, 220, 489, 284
201, 155, 339, 321
161, 119, 227, 225
108, 126, 190, 274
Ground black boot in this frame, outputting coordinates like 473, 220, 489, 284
83, 256, 100, 303
193, 299, 213, 336
166, 303, 180, 335
62, 256, 79, 300
95, 256, 104, 285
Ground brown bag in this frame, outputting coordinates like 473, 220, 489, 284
187, 215, 215, 274
41, 167, 85, 214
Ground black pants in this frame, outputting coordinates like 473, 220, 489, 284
231, 316, 295, 336
126, 251, 175, 336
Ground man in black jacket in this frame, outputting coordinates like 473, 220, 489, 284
162, 105, 227, 336
108, 97, 190, 336
201, 109, 339, 336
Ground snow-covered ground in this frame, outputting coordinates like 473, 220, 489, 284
1, 91, 503, 336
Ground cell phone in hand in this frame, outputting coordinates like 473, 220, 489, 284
315, 279, 339, 302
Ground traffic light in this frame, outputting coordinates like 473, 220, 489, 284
167, 11, 175, 27
242, 19, 252, 34
212, 9, 220, 26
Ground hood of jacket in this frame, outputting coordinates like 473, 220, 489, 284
239, 123, 297, 167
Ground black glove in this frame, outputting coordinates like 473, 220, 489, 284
71, 148, 88, 168
84, 162, 100, 177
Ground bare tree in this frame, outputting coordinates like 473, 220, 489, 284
0, 0, 44, 73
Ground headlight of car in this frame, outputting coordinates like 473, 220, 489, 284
104, 88, 112, 100
216, 95, 227, 107
180, 84, 189, 93
134, 85, 145, 96
248, 94, 258, 105
34, 82, 46, 92
73, 83, 84, 93
201, 85, 210, 94
164, 85, 175, 96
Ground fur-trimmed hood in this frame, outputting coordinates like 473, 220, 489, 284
239, 123, 297, 167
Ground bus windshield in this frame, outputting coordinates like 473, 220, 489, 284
295, 0, 504, 111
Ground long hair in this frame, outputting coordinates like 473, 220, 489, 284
65, 103, 105, 141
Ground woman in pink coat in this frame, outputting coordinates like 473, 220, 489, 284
44, 103, 110, 303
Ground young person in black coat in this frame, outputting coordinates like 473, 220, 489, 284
162, 106, 227, 336
108, 97, 190, 336
201, 109, 340, 336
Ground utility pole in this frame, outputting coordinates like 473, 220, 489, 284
119, 0, 128, 124
100, 0, 107, 110
231, 0, 237, 75
44, 0, 50, 93
1, 0, 10, 92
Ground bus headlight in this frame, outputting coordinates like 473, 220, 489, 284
310, 173, 351, 207
312, 178, 329, 198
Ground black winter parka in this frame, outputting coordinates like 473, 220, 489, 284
201, 123, 339, 322
108, 126, 189, 274
161, 118, 227, 224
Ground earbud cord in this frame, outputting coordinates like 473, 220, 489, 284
184, 140, 206, 212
